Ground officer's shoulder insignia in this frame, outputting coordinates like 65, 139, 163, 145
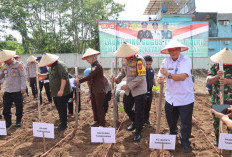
92, 66, 96, 71
136, 60, 146, 76
19, 64, 24, 71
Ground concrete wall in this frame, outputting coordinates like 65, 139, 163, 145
19, 53, 211, 70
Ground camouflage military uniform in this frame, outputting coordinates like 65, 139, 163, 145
208, 64, 232, 139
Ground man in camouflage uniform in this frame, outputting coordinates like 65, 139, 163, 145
111, 42, 147, 142
0, 50, 26, 128
207, 48, 232, 146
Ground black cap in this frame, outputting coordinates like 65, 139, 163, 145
141, 22, 148, 25
152, 22, 158, 26
36, 56, 42, 60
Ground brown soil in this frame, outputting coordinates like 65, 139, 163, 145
0, 70, 230, 157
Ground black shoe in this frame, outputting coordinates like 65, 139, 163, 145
127, 123, 135, 131
213, 140, 218, 146
15, 122, 21, 128
183, 146, 191, 153
57, 123, 67, 131
6, 122, 12, 128
144, 121, 151, 125
133, 131, 142, 142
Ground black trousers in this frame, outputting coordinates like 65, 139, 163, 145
123, 92, 146, 131
67, 89, 81, 114
53, 95, 69, 126
165, 101, 194, 147
39, 81, 52, 103
29, 77, 38, 98
3, 92, 23, 123
104, 91, 112, 113
144, 90, 153, 122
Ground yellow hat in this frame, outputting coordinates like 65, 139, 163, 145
0, 49, 16, 63
161, 40, 189, 54
27, 55, 37, 62
114, 42, 139, 58
81, 48, 101, 60
39, 53, 59, 67
210, 48, 232, 65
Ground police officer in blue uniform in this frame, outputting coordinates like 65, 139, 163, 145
144, 55, 156, 125
0, 50, 26, 128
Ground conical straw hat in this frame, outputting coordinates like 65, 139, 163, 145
81, 48, 101, 60
114, 42, 139, 58
27, 55, 37, 62
161, 40, 189, 54
0, 49, 16, 63
39, 53, 59, 67
210, 48, 232, 65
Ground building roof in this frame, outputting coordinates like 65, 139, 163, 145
217, 13, 232, 22
193, 12, 217, 23
144, 0, 189, 15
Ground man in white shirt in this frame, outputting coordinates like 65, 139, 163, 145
157, 40, 194, 153
151, 22, 162, 39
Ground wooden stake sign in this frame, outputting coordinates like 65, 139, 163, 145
36, 64, 41, 121
156, 82, 164, 157
75, 67, 79, 127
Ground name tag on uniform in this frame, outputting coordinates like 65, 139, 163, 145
137, 60, 146, 76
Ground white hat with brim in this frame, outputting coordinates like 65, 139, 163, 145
114, 42, 139, 58
39, 53, 59, 67
27, 55, 37, 62
81, 48, 101, 60
161, 40, 189, 54
0, 49, 16, 63
210, 48, 232, 65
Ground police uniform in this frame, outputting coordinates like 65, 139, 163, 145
0, 59, 26, 127
116, 54, 147, 133
144, 66, 155, 124
79, 60, 106, 126
26, 62, 38, 99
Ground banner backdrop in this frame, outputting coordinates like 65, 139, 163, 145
98, 21, 209, 58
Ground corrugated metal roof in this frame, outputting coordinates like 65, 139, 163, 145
144, 0, 189, 15
217, 13, 232, 22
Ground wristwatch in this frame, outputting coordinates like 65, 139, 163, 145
168, 73, 172, 79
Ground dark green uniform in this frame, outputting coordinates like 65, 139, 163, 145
49, 61, 72, 130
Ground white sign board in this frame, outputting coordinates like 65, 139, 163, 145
149, 134, 176, 150
33, 122, 54, 139
218, 133, 232, 150
0, 121, 7, 135
91, 127, 115, 143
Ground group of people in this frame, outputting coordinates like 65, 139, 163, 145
0, 38, 232, 154
137, 22, 172, 41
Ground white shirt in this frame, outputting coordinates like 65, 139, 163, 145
158, 54, 194, 106
151, 30, 162, 39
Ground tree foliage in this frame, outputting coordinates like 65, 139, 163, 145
0, 0, 124, 54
